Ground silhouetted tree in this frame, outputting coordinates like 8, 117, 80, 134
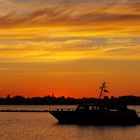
0, 94, 140, 105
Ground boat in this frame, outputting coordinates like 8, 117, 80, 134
49, 82, 140, 125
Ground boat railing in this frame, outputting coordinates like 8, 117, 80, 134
137, 112, 140, 116
49, 107, 76, 111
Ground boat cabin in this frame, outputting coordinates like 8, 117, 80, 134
76, 103, 128, 112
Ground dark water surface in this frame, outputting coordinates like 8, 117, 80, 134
0, 105, 140, 140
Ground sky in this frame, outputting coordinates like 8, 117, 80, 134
0, 0, 140, 98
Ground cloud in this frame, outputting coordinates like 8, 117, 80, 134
0, 0, 139, 29
0, 38, 94, 52
0, 36, 140, 63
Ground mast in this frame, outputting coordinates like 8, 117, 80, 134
99, 82, 109, 99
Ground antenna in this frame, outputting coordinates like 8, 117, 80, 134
99, 82, 109, 99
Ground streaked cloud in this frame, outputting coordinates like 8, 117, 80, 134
0, 0, 139, 36
0, 36, 140, 63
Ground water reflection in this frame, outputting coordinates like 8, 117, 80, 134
0, 106, 139, 140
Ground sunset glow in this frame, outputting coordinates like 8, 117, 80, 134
0, 0, 140, 98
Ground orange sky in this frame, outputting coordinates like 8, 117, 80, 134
0, 0, 140, 98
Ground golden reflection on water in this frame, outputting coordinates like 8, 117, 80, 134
0, 106, 139, 140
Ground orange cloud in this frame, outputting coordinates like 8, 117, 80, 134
0, 1, 139, 34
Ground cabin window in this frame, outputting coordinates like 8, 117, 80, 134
96, 106, 100, 110
89, 106, 92, 110
79, 106, 85, 110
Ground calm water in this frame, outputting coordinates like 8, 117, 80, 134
0, 105, 140, 140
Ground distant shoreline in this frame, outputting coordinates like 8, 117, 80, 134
0, 95, 140, 105
0, 109, 49, 112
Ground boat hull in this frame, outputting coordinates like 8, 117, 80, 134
50, 110, 139, 125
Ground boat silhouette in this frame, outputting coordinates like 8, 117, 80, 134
49, 82, 140, 125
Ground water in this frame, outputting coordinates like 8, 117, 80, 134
0, 105, 140, 140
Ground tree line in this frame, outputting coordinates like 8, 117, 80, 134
0, 95, 140, 105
